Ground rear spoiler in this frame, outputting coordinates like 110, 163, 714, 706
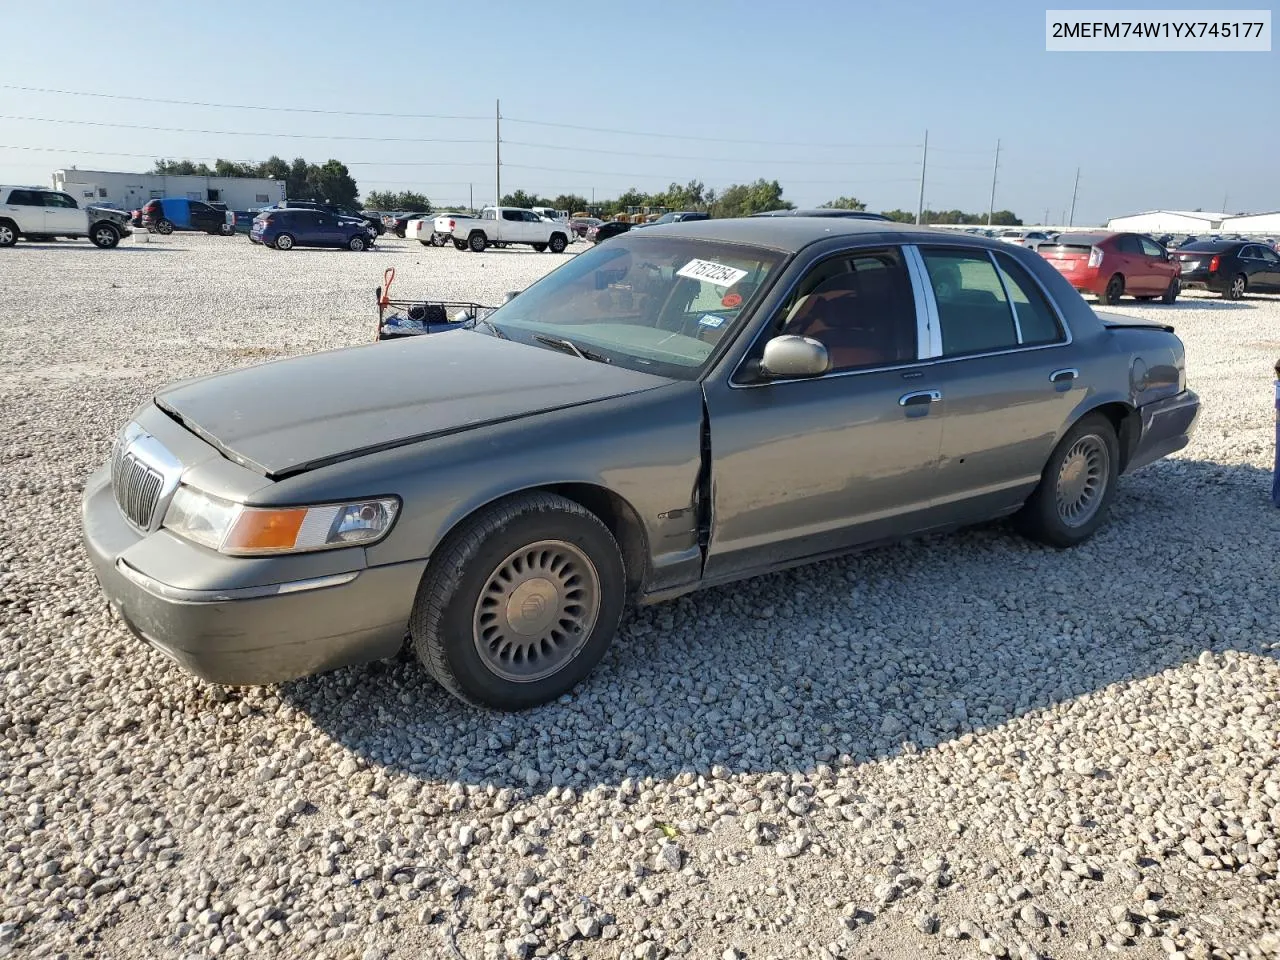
1095, 310, 1174, 333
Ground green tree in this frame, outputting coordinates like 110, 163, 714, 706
258, 156, 290, 182
819, 196, 867, 211
286, 158, 312, 200
879, 209, 915, 222
552, 194, 589, 214
612, 187, 648, 212
394, 191, 431, 212
500, 189, 549, 209
711, 179, 791, 218
305, 160, 359, 208
988, 209, 1022, 226
151, 159, 213, 176
364, 190, 397, 210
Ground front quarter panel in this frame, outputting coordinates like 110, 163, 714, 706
261, 382, 707, 593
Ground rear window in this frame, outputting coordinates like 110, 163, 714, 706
1178, 240, 1233, 252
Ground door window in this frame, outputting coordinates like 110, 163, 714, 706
1258, 247, 1280, 265
992, 252, 1066, 345
919, 248, 1019, 356
7, 189, 42, 205
1138, 237, 1165, 257
1239, 245, 1260, 259
481, 209, 496, 221
1115, 235, 1143, 254
769, 249, 918, 373
41, 192, 79, 209
502, 209, 524, 222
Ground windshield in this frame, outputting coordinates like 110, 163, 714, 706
475, 236, 785, 379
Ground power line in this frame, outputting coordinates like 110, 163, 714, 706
0, 84, 489, 121
0, 115, 489, 143
504, 139, 985, 168
501, 162, 928, 185
502, 114, 919, 149
0, 144, 493, 168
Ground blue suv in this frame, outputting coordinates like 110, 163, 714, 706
250, 208, 374, 251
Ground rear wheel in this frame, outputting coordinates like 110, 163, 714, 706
468, 232, 487, 253
275, 233, 295, 251
1098, 274, 1124, 305
1225, 273, 1247, 300
0, 220, 19, 247
156, 219, 174, 235
395, 228, 406, 239
419, 239, 432, 247
1015, 413, 1119, 548
219, 223, 234, 236
1161, 278, 1179, 304
548, 233, 568, 253
409, 492, 626, 710
90, 223, 120, 249
348, 234, 367, 251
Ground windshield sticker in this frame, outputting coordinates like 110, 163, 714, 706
720, 292, 743, 308
676, 258, 749, 288
698, 314, 727, 328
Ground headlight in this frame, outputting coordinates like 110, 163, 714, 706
163, 486, 399, 555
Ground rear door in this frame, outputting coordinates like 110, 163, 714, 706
913, 244, 1081, 519
41, 191, 85, 235
1111, 234, 1151, 294
702, 245, 946, 579
4, 188, 45, 234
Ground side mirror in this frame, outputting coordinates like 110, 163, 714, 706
503, 290, 521, 304
759, 335, 831, 379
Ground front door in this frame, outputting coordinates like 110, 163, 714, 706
40, 191, 85, 235
702, 246, 945, 580
914, 245, 1082, 518
1137, 235, 1175, 294
1254, 246, 1280, 292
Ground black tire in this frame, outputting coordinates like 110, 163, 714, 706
274, 233, 295, 251
1014, 413, 1120, 548
1098, 274, 1124, 305
1225, 273, 1247, 300
468, 232, 487, 253
156, 220, 174, 235
219, 223, 234, 236
419, 239, 432, 247
348, 234, 367, 251
89, 223, 120, 249
548, 233, 568, 253
395, 228, 406, 239
532, 243, 548, 252
453, 239, 468, 251
409, 492, 626, 710
1161, 278, 1179, 304
1135, 296, 1156, 302
0, 219, 19, 247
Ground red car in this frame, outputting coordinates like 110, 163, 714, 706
1038, 231, 1181, 304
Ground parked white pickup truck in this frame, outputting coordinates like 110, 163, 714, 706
452, 207, 571, 253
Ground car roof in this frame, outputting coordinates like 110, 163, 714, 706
749, 208, 891, 220
1182, 238, 1245, 251
633, 216, 997, 253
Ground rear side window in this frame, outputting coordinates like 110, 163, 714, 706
7, 189, 41, 205
1115, 235, 1143, 254
993, 253, 1065, 346
920, 248, 1019, 356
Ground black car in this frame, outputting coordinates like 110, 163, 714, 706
277, 200, 385, 235
387, 212, 432, 238
1174, 240, 1280, 299
749, 208, 893, 221
642, 211, 710, 226
586, 220, 632, 243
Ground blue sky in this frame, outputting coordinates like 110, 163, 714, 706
1, 0, 1275, 224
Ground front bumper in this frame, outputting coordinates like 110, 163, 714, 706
81, 465, 426, 685
1127, 389, 1200, 473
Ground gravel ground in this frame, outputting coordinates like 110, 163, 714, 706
1, 232, 1278, 960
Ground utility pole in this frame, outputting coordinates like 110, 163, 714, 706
469, 183, 473, 212
915, 129, 928, 225
1043, 208, 1049, 226
1068, 167, 1080, 227
495, 99, 502, 235
986, 138, 1000, 226
1222, 192, 1229, 213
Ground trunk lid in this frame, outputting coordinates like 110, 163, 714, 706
1039, 241, 1093, 274
155, 332, 669, 478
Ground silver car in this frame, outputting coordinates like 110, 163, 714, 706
83, 219, 1200, 710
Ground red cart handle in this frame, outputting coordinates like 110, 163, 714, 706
379, 266, 395, 307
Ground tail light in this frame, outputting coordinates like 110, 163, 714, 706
1209, 255, 1220, 273
447, 219, 455, 230
1087, 246, 1103, 269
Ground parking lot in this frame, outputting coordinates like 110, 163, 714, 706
1, 233, 1278, 959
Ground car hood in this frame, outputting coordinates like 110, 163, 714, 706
154, 331, 670, 478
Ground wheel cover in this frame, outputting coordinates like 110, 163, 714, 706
277, 235, 292, 249
472, 539, 601, 683
1232, 276, 1246, 297
0, 225, 13, 243
1055, 434, 1109, 527
94, 227, 114, 245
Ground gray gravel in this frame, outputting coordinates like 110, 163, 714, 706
1, 233, 1278, 960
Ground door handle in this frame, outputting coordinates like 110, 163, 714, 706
899, 389, 942, 407
1050, 368, 1079, 384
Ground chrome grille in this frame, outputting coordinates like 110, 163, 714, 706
112, 451, 165, 530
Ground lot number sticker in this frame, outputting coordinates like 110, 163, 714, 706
677, 258, 749, 288
698, 314, 727, 328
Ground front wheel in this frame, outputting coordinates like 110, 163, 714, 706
420, 239, 432, 247
90, 224, 120, 249
453, 239, 467, 251
1098, 274, 1124, 305
410, 493, 626, 710
468, 232, 487, 253
348, 234, 367, 251
531, 242, 548, 252
274, 233, 295, 251
548, 233, 568, 253
1225, 274, 1247, 300
1015, 413, 1119, 548
155, 220, 174, 235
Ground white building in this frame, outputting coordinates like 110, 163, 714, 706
1105, 210, 1225, 233
51, 168, 286, 212
1220, 212, 1280, 234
